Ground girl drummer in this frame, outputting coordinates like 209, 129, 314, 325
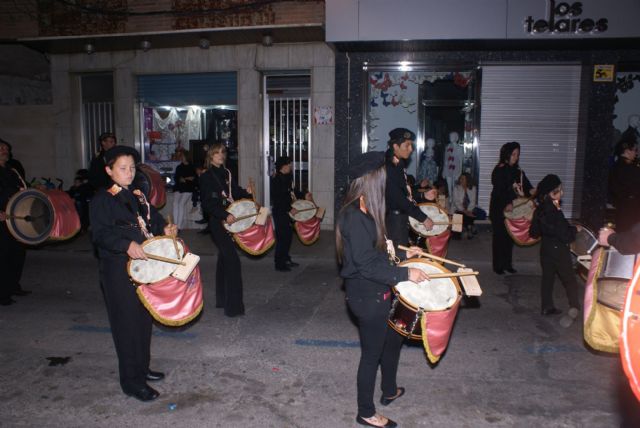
529, 174, 581, 320
90, 146, 176, 401
489, 141, 534, 274
199, 142, 252, 317
336, 151, 428, 428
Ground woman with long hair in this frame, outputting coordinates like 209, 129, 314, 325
337, 151, 428, 428
489, 142, 533, 274
199, 143, 252, 317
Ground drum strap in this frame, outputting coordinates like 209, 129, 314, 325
210, 167, 234, 206
110, 184, 153, 239
10, 168, 26, 190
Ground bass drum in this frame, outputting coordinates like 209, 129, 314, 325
133, 163, 167, 208
5, 189, 80, 245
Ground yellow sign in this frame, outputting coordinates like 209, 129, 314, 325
593, 65, 615, 82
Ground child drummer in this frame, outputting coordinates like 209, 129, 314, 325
90, 146, 176, 402
529, 174, 581, 325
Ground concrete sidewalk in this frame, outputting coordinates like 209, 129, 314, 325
0, 228, 638, 427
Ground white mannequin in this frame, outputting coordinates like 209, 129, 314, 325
442, 131, 463, 200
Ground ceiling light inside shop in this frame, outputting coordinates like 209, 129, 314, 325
399, 61, 412, 72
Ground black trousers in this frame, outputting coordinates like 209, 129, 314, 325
273, 211, 293, 268
540, 242, 580, 311
346, 283, 404, 418
99, 257, 152, 390
491, 216, 514, 272
385, 213, 409, 256
209, 219, 245, 317
0, 226, 26, 300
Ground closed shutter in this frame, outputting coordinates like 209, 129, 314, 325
478, 64, 583, 219
137, 72, 237, 106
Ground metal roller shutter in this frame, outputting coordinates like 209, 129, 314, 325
137, 72, 237, 106
478, 64, 583, 219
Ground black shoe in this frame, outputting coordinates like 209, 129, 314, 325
195, 218, 208, 224
275, 265, 291, 272
122, 384, 159, 402
505, 268, 517, 274
0, 297, 16, 306
541, 308, 562, 316
146, 370, 165, 382
356, 415, 398, 428
12, 289, 32, 296
380, 387, 405, 406
286, 260, 300, 267
493, 269, 505, 275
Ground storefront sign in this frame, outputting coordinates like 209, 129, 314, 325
593, 65, 615, 82
525, 1, 608, 34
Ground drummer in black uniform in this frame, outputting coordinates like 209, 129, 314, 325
90, 145, 175, 401
608, 137, 640, 233
0, 140, 28, 305
385, 128, 434, 251
199, 142, 252, 317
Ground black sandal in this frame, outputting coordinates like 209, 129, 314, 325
380, 387, 405, 406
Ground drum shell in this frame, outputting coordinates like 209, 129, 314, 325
134, 164, 166, 208
388, 259, 461, 340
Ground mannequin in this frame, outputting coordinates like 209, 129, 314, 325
417, 137, 439, 185
442, 131, 463, 200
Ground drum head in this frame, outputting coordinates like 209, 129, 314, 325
409, 203, 448, 237
504, 197, 536, 220
128, 237, 185, 284
225, 199, 258, 233
5, 189, 54, 245
570, 222, 597, 257
394, 259, 460, 311
289, 200, 317, 222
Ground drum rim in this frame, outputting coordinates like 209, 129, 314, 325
409, 202, 449, 237
569, 221, 598, 256
127, 235, 185, 284
5, 188, 55, 245
289, 199, 318, 222
223, 198, 258, 233
393, 258, 462, 312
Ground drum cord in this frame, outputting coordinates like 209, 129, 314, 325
407, 308, 424, 337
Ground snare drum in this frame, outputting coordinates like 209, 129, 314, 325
504, 197, 535, 221
127, 236, 185, 284
289, 200, 318, 222
224, 199, 259, 234
409, 203, 449, 237
388, 258, 461, 340
504, 197, 539, 246
134, 163, 166, 208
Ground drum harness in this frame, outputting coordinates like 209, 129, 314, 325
108, 184, 154, 240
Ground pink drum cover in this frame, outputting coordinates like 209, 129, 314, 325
233, 220, 276, 256
420, 297, 461, 364
505, 218, 540, 246
45, 189, 81, 240
426, 229, 451, 258
294, 216, 321, 245
136, 263, 203, 326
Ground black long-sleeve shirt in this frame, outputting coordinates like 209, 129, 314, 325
174, 163, 197, 193
489, 163, 533, 221
384, 151, 426, 221
199, 165, 251, 220
89, 152, 110, 190
0, 164, 22, 211
90, 185, 165, 259
530, 198, 576, 246
338, 201, 408, 295
271, 173, 304, 214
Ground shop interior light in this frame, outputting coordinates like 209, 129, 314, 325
399, 61, 412, 71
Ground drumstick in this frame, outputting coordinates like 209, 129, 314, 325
233, 212, 259, 222
397, 245, 467, 268
428, 271, 479, 279
166, 215, 181, 261
143, 252, 186, 265
294, 206, 318, 213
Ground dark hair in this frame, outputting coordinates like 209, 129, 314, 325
457, 172, 474, 188
336, 166, 387, 263
105, 153, 135, 168
615, 137, 637, 157
498, 141, 521, 165
99, 132, 116, 142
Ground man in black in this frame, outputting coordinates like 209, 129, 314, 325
385, 128, 433, 251
0, 140, 28, 305
89, 132, 117, 190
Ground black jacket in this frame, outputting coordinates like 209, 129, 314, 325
271, 173, 305, 214
90, 185, 165, 259
0, 165, 22, 211
174, 163, 197, 193
489, 163, 533, 222
384, 150, 426, 221
199, 165, 251, 220
89, 152, 110, 190
338, 201, 408, 294
530, 198, 576, 246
